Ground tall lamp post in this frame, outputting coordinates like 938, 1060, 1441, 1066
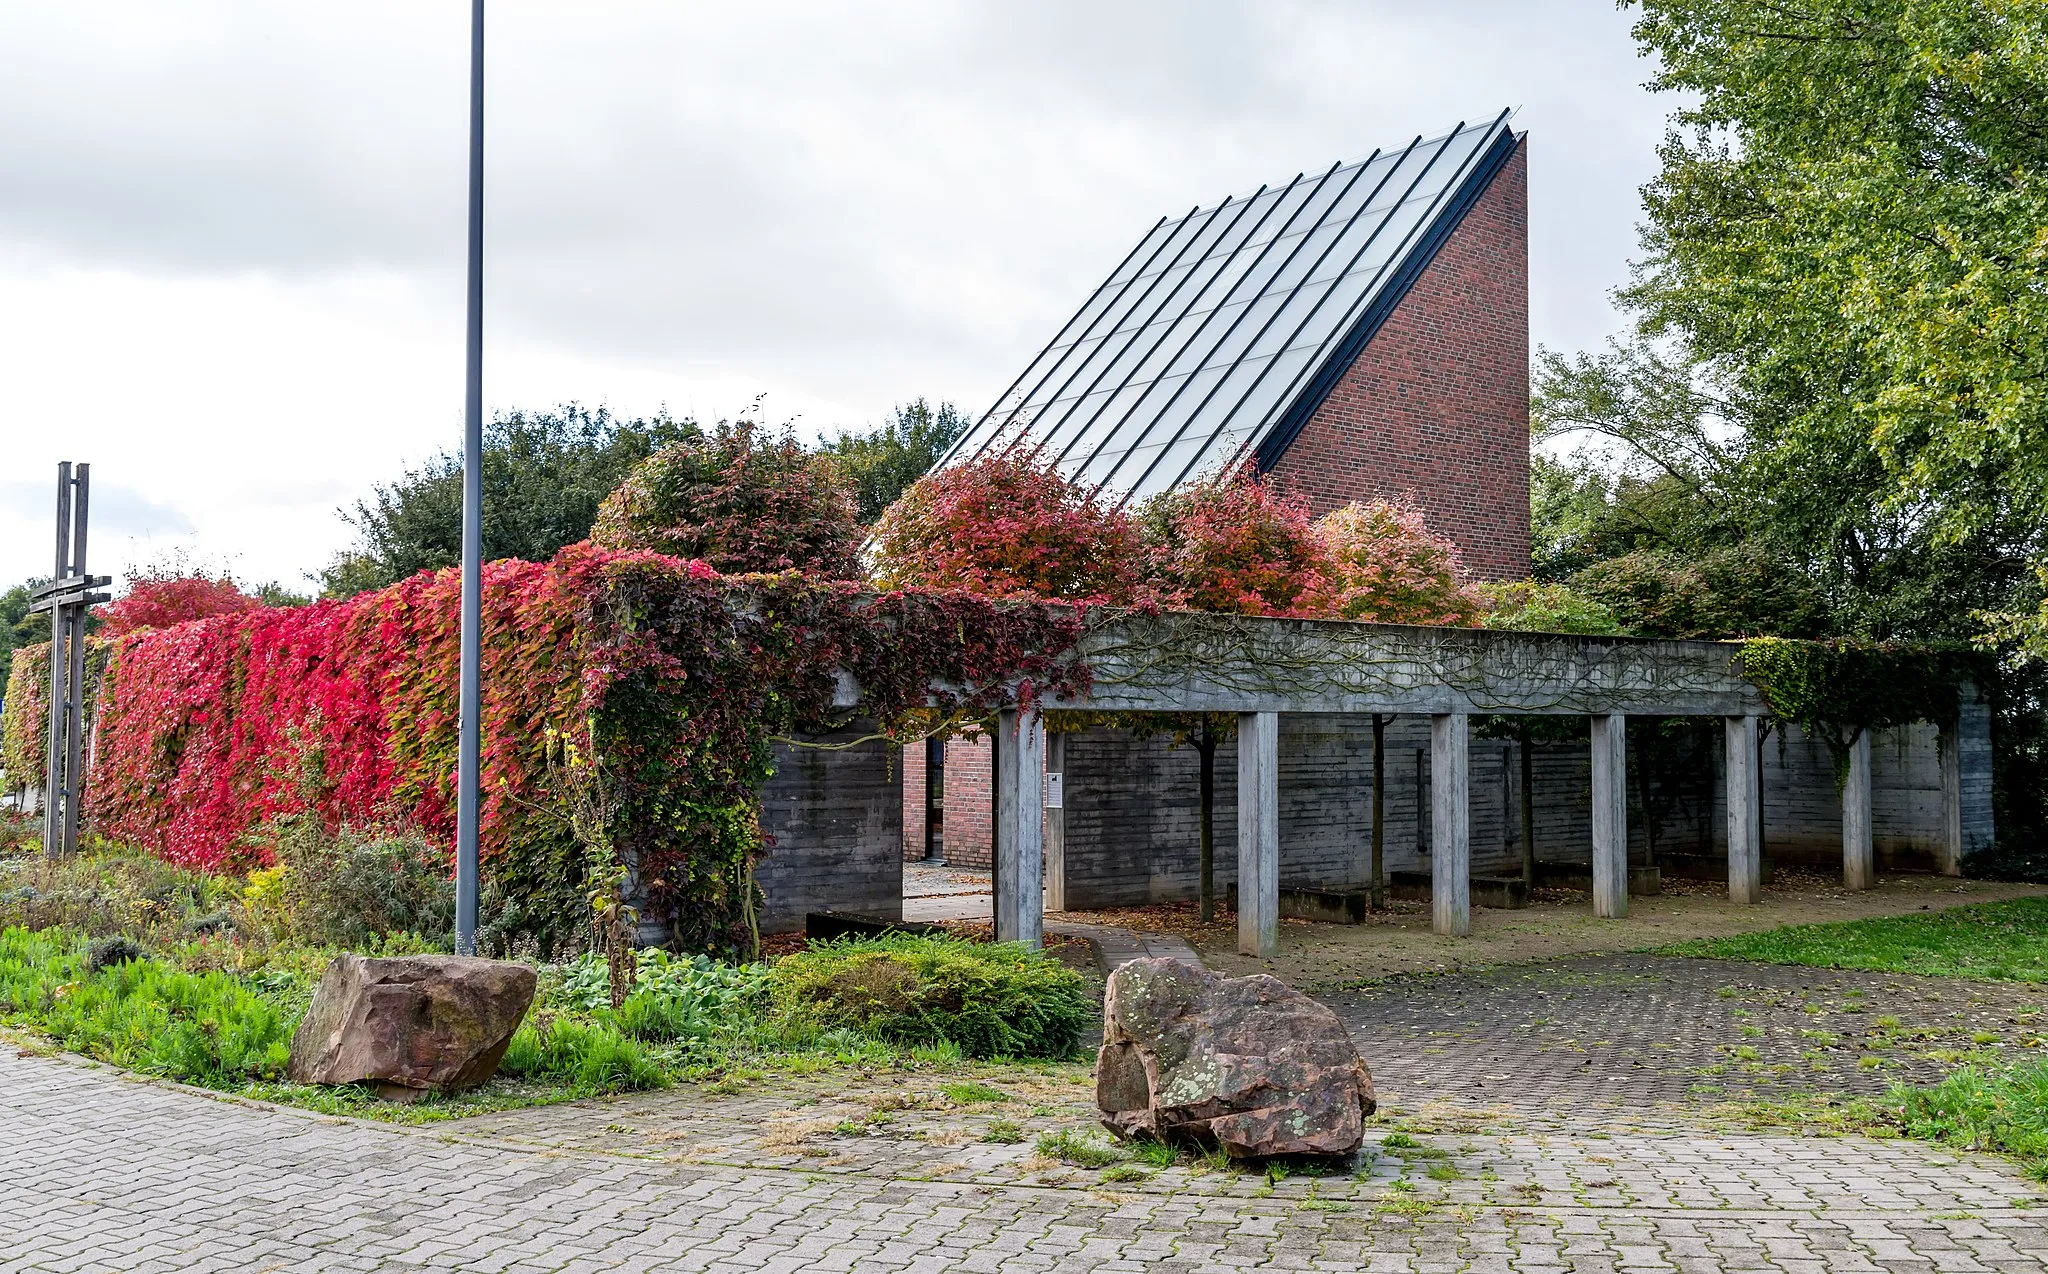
455, 0, 485, 955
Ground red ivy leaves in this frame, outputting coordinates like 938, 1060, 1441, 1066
51, 542, 1089, 953
97, 569, 262, 638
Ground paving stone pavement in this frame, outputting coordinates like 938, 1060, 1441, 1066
6, 956, 2048, 1271
1327, 954, 2048, 1118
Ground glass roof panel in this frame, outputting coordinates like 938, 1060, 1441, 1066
939, 112, 1516, 499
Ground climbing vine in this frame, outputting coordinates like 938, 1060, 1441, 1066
1, 639, 112, 792
3, 543, 1091, 957
1735, 637, 1988, 737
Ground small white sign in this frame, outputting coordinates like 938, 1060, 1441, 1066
1043, 772, 1064, 810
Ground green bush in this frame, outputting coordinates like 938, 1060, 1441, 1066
500, 1013, 668, 1091
551, 948, 770, 1046
0, 845, 237, 941
767, 933, 1092, 1059
265, 815, 453, 950
0, 926, 292, 1087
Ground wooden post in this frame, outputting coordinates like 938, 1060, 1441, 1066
1937, 719, 1965, 877
1237, 710, 1279, 957
1843, 729, 1873, 890
993, 706, 1045, 948
1431, 712, 1469, 937
43, 463, 72, 858
1590, 713, 1628, 918
1043, 731, 1066, 913
1725, 715, 1761, 904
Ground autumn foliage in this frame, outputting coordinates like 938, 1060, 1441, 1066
873, 456, 1491, 625
97, 569, 261, 638
1141, 464, 1330, 616
6, 546, 1090, 954
870, 449, 1147, 602
1316, 497, 1489, 626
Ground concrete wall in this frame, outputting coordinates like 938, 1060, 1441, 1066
755, 730, 903, 934
1052, 698, 1994, 910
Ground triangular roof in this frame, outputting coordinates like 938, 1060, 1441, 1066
939, 110, 1522, 506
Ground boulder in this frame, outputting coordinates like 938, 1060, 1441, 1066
288, 954, 536, 1096
1096, 957, 1374, 1159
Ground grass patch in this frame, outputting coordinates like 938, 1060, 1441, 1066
981, 1118, 1024, 1144
1659, 898, 2048, 982
1035, 1128, 1125, 1168
0, 926, 291, 1087
941, 1080, 1009, 1104
1729, 1059, 2048, 1180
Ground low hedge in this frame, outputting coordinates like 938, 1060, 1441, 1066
767, 933, 1091, 1059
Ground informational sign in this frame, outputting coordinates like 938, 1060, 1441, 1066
1044, 772, 1064, 810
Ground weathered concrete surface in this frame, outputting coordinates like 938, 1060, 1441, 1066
1097, 957, 1374, 1158
287, 954, 535, 1094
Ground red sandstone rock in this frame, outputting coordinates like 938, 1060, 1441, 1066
1096, 957, 1375, 1159
287, 954, 536, 1095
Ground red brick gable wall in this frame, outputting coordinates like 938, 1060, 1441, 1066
1268, 138, 1530, 580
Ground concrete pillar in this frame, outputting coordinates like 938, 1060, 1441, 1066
993, 706, 1045, 948
1937, 719, 1965, 876
1843, 729, 1873, 890
1431, 712, 1469, 937
1590, 712, 1628, 919
1725, 715, 1761, 904
1043, 732, 1066, 912
1237, 710, 1279, 957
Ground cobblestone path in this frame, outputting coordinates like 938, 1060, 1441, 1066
6, 955, 2048, 1271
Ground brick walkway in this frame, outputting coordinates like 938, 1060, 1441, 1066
5, 956, 2048, 1271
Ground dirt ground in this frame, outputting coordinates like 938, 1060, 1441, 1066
1055, 867, 2048, 989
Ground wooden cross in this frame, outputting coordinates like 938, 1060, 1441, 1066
27, 462, 110, 857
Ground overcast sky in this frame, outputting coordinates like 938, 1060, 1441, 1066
0, 1, 1666, 593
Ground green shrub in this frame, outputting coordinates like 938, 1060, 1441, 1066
766, 933, 1092, 1059
499, 1014, 669, 1091
0, 846, 237, 941
549, 948, 769, 1047
265, 815, 453, 950
0, 926, 292, 1087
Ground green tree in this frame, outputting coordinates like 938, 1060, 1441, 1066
591, 421, 864, 578
817, 399, 971, 524
1626, 0, 2048, 543
320, 405, 700, 596
0, 582, 38, 703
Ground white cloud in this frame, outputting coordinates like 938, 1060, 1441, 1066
0, 0, 1666, 591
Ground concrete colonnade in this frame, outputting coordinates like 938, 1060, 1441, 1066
987, 706, 1938, 953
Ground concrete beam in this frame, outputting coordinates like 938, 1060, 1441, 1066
1237, 710, 1279, 957
1589, 713, 1628, 919
1431, 712, 1470, 937
994, 706, 1045, 948
1071, 613, 1772, 717
1843, 729, 1873, 891
1725, 715, 1761, 905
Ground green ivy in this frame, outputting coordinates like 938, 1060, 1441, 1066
1734, 637, 1989, 737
